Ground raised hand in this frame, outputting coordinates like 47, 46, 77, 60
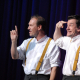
53, 21, 67, 41
10, 25, 18, 42
56, 21, 67, 28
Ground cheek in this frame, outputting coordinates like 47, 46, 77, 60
32, 28, 37, 33
71, 28, 77, 34
31, 27, 35, 31
34, 27, 38, 31
70, 27, 75, 31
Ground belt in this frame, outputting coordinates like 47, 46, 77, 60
63, 75, 80, 77
25, 74, 50, 80
27, 74, 50, 76
26, 74, 50, 78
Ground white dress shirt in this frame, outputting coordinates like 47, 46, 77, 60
17, 35, 61, 75
55, 35, 80, 76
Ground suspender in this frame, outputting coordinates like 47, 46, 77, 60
72, 46, 80, 76
35, 38, 52, 74
26, 38, 33, 51
25, 38, 33, 65
25, 38, 52, 74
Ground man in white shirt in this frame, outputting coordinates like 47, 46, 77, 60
10, 15, 61, 80
53, 15, 80, 80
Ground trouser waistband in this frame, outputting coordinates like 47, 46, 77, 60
63, 75, 80, 77
24, 74, 50, 80
62, 75, 80, 80
26, 74, 50, 76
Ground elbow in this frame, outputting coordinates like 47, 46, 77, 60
11, 54, 18, 59
11, 50, 19, 59
12, 56, 16, 59
11, 56, 17, 59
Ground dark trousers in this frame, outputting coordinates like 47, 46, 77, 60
62, 75, 80, 80
24, 74, 50, 80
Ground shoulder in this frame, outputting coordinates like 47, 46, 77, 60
62, 36, 71, 40
47, 37, 55, 43
22, 38, 34, 45
23, 38, 34, 43
55, 36, 71, 43
46, 37, 60, 55
46, 37, 57, 47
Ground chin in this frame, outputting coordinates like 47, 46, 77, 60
67, 34, 71, 37
30, 35, 35, 37
67, 34, 69, 37
67, 33, 71, 36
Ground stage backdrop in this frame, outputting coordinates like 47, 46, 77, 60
0, 0, 80, 80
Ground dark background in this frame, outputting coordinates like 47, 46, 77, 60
0, 0, 80, 80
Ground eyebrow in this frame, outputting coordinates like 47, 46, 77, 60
67, 23, 74, 26
70, 23, 74, 24
68, 23, 74, 25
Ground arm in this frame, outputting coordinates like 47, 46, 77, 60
53, 21, 67, 41
49, 67, 57, 80
10, 25, 19, 59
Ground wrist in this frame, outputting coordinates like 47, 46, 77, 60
11, 40, 17, 44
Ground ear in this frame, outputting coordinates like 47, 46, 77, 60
37, 25, 42, 30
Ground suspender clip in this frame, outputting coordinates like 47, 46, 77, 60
35, 71, 38, 75
72, 71, 75, 76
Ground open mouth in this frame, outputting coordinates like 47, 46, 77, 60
29, 31, 32, 33
67, 31, 71, 33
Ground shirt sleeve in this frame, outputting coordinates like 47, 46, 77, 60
55, 36, 71, 50
47, 39, 61, 67
51, 46, 61, 67
17, 38, 32, 60
17, 40, 26, 60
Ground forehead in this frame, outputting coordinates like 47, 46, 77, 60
67, 19, 77, 24
29, 18, 37, 24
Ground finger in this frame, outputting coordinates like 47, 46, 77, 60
15, 25, 18, 35
61, 21, 67, 24
15, 25, 18, 32
58, 21, 64, 28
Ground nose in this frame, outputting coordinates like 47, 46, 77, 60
66, 25, 69, 30
27, 26, 30, 30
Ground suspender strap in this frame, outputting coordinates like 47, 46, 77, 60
72, 46, 80, 75
35, 38, 52, 74
25, 38, 33, 65
26, 38, 33, 51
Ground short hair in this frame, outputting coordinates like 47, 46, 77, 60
68, 15, 80, 28
31, 15, 46, 31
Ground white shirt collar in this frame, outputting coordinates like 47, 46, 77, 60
35, 35, 47, 43
71, 34, 80, 42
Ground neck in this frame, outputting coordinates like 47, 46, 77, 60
71, 33, 80, 38
36, 31, 45, 41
